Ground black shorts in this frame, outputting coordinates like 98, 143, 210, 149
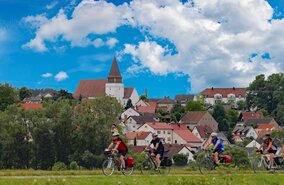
213, 148, 224, 154
118, 150, 127, 157
154, 150, 164, 158
268, 150, 277, 154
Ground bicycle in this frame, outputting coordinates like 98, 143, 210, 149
199, 149, 232, 174
102, 149, 134, 176
140, 149, 171, 175
252, 150, 284, 173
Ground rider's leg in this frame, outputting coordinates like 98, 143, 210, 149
156, 154, 161, 168
269, 153, 274, 168
120, 155, 125, 169
213, 152, 219, 164
151, 153, 158, 166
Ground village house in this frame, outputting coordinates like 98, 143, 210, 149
73, 57, 139, 107
124, 116, 158, 132
120, 107, 140, 121
137, 122, 174, 143
200, 87, 246, 107
20, 103, 43, 110
179, 111, 218, 131
174, 94, 194, 106
192, 125, 213, 142
244, 118, 280, 129
232, 125, 258, 141
238, 111, 264, 122
171, 124, 203, 146
149, 97, 175, 112
125, 131, 152, 146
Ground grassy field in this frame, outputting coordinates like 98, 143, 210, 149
0, 170, 283, 185
0, 175, 284, 185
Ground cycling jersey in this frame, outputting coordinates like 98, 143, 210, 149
263, 138, 277, 151
113, 137, 128, 151
211, 136, 224, 151
151, 137, 164, 152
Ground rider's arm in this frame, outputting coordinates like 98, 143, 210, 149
204, 138, 212, 149
265, 140, 273, 152
258, 143, 264, 150
114, 141, 121, 150
146, 143, 151, 149
154, 143, 159, 150
107, 143, 114, 150
213, 140, 220, 150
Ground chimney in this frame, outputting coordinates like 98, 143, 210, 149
178, 123, 181, 127
211, 87, 214, 91
233, 87, 236, 90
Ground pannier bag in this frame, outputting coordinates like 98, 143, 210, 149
161, 157, 173, 167
275, 157, 284, 166
125, 156, 135, 167
220, 155, 232, 164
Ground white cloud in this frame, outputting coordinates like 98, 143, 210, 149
22, 14, 49, 29
41, 73, 53, 78
55, 71, 69, 81
24, 0, 284, 91
46, 1, 58, 10
106, 38, 119, 48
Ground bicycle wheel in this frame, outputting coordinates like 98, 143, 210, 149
199, 158, 214, 174
141, 159, 154, 175
102, 159, 115, 176
252, 157, 267, 173
122, 166, 134, 176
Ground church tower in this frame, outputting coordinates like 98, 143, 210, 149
105, 57, 124, 102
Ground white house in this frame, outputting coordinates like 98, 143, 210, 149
232, 126, 258, 140
135, 99, 150, 106
73, 57, 139, 107
124, 116, 157, 132
192, 126, 213, 143
121, 108, 140, 121
137, 122, 174, 143
245, 140, 261, 149
125, 131, 152, 146
171, 124, 203, 147
164, 144, 195, 162
200, 87, 246, 107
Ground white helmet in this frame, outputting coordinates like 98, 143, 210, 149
152, 132, 158, 137
112, 132, 119, 137
210, 132, 218, 137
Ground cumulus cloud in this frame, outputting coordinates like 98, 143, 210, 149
46, 1, 58, 10
55, 71, 69, 81
41, 73, 53, 78
24, 0, 284, 91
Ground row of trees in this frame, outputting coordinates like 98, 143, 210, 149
0, 96, 122, 169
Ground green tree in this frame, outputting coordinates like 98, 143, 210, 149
237, 100, 246, 111
0, 84, 18, 111
173, 154, 188, 166
170, 103, 185, 122
225, 109, 239, 128
19, 87, 32, 101
218, 118, 229, 131
140, 95, 147, 101
212, 104, 225, 124
185, 101, 204, 112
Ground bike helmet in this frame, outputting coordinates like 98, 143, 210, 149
112, 132, 119, 137
210, 132, 218, 137
152, 132, 158, 137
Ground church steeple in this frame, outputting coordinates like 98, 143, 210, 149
108, 57, 122, 83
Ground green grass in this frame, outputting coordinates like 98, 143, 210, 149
0, 175, 284, 185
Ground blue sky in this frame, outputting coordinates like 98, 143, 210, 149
0, 0, 283, 98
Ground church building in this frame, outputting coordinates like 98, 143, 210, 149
73, 57, 139, 107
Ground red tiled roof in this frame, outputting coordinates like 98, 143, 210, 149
241, 112, 264, 121
200, 88, 246, 98
144, 122, 173, 130
137, 106, 156, 114
73, 79, 107, 99
125, 131, 151, 140
258, 129, 272, 139
21, 103, 43, 109
194, 126, 213, 138
171, 124, 188, 130
148, 102, 157, 109
257, 124, 275, 130
124, 87, 134, 99
174, 129, 202, 143
158, 97, 175, 104
180, 111, 207, 124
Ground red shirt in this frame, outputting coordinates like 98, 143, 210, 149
113, 137, 127, 151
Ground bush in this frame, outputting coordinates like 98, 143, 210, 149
185, 161, 198, 171
52, 162, 67, 171
225, 146, 250, 169
173, 154, 188, 166
128, 151, 146, 170
80, 150, 104, 169
69, 161, 79, 170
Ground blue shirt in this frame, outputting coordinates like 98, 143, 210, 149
212, 136, 224, 150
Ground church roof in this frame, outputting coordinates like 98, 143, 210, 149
73, 79, 107, 99
124, 87, 134, 99
108, 57, 122, 78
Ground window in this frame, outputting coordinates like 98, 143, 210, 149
157, 131, 161, 134
163, 131, 166, 134
167, 131, 171, 134
175, 140, 177, 144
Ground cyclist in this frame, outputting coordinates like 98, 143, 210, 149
205, 132, 224, 165
258, 133, 277, 169
146, 133, 164, 170
107, 132, 128, 171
